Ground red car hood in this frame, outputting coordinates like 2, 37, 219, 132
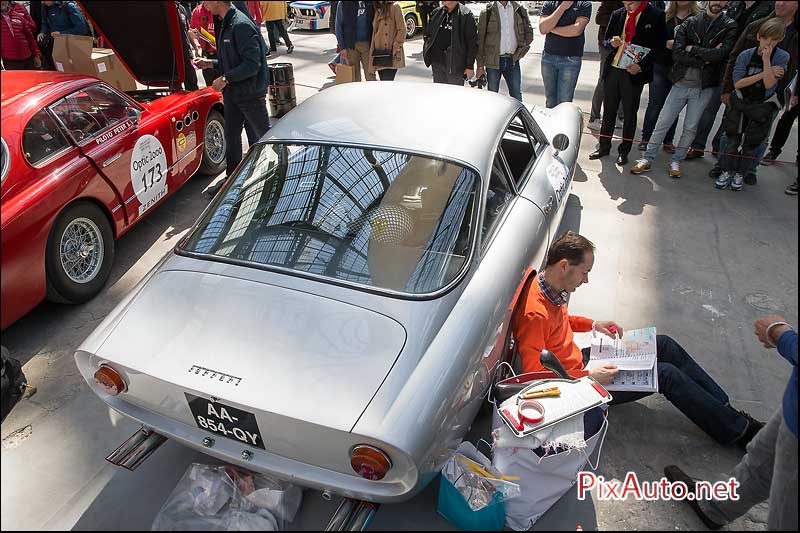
79, 1, 185, 87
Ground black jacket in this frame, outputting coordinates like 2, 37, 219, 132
423, 3, 478, 73
595, 2, 624, 43
726, 1, 774, 35
671, 13, 738, 88
215, 6, 269, 102
337, 1, 374, 50
601, 4, 667, 85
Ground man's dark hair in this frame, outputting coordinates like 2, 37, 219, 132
545, 231, 595, 267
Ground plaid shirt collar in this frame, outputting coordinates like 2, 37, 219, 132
538, 272, 568, 307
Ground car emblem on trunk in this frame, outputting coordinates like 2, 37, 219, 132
188, 365, 242, 386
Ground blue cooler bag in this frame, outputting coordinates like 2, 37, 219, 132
437, 474, 506, 531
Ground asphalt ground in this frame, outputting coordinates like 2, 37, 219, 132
1, 25, 797, 531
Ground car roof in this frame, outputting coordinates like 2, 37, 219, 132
0, 71, 96, 116
263, 82, 524, 173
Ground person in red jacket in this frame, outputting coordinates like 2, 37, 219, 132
1, 0, 41, 69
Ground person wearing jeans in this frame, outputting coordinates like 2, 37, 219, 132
538, 0, 592, 108
513, 231, 765, 448
631, 1, 738, 178
476, 0, 534, 101
665, 318, 797, 531
423, 1, 478, 85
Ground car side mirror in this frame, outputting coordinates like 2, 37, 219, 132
552, 134, 569, 156
128, 107, 142, 126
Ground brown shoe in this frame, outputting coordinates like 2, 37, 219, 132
630, 159, 651, 174
686, 148, 704, 160
668, 162, 682, 178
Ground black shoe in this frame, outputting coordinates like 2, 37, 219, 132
206, 181, 225, 197
709, 166, 722, 179
638, 141, 648, 151
589, 150, 609, 160
663, 466, 725, 530
686, 148, 705, 160
734, 410, 765, 449
663, 144, 676, 154
744, 174, 757, 186
616, 154, 628, 165
761, 150, 779, 166
287, 45, 294, 54
265, 50, 272, 58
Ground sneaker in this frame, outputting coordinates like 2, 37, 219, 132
663, 144, 676, 154
588, 118, 602, 131
709, 166, 722, 179
786, 180, 798, 195
730, 173, 744, 191
734, 410, 765, 449
287, 45, 294, 54
715, 171, 733, 189
744, 174, 757, 186
630, 159, 651, 174
761, 150, 779, 165
686, 147, 704, 160
638, 141, 648, 151
663, 466, 725, 530
668, 161, 681, 179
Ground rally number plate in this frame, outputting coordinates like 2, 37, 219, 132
185, 393, 264, 450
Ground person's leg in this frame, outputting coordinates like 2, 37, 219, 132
664, 117, 679, 148
767, 104, 799, 156
278, 19, 293, 48
2, 58, 34, 70
766, 414, 798, 530
503, 57, 522, 101
223, 100, 246, 176
431, 62, 447, 83
691, 86, 723, 151
641, 63, 672, 143
377, 68, 397, 81
355, 41, 376, 81
266, 21, 278, 52
557, 56, 582, 106
590, 46, 610, 121
643, 86, 688, 162
597, 69, 622, 154
345, 47, 363, 82
617, 75, 643, 159
183, 51, 199, 91
486, 67, 502, 93
446, 70, 465, 85
671, 86, 713, 163
540, 53, 559, 109
697, 409, 782, 526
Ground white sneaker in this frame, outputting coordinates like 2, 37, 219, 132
715, 171, 733, 190
588, 118, 602, 131
730, 173, 745, 191
668, 161, 681, 179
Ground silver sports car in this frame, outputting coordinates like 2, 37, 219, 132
76, 82, 581, 523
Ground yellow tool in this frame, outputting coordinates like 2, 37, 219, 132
520, 386, 561, 400
200, 27, 216, 45
456, 456, 520, 481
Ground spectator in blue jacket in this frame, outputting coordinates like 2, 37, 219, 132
666, 315, 797, 531
335, 1, 376, 81
37, 1, 88, 40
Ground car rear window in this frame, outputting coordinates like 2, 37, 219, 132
182, 143, 478, 295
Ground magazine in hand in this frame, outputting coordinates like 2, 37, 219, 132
615, 43, 651, 69
586, 326, 658, 392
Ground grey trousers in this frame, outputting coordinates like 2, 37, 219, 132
431, 62, 464, 86
700, 407, 798, 531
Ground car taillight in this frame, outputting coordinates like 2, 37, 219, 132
350, 445, 392, 480
94, 365, 127, 396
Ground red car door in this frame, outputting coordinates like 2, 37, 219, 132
50, 84, 175, 225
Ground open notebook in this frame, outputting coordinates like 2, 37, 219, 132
585, 326, 658, 393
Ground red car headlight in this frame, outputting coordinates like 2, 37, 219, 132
94, 365, 127, 396
350, 445, 392, 480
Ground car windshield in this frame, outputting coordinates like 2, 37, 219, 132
182, 143, 478, 294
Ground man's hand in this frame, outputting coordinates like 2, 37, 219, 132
340, 49, 349, 64
595, 321, 624, 339
37, 32, 46, 42
211, 76, 228, 92
194, 58, 213, 69
626, 63, 642, 75
754, 315, 793, 348
51, 31, 60, 36
666, 39, 674, 50
189, 28, 200, 39
476, 66, 485, 79
686, 45, 694, 53
772, 66, 785, 78
464, 68, 474, 80
721, 93, 730, 105
589, 365, 619, 385
33, 56, 42, 69
610, 36, 623, 48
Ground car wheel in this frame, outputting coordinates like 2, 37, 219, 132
45, 202, 114, 304
404, 14, 417, 39
199, 110, 226, 176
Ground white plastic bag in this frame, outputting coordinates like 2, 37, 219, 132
441, 441, 521, 512
151, 464, 302, 531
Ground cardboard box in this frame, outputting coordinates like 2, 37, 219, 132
51, 35, 138, 91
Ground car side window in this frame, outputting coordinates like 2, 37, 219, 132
22, 109, 71, 166
482, 153, 514, 243
50, 84, 130, 144
501, 114, 538, 187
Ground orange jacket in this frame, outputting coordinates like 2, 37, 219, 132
512, 277, 593, 377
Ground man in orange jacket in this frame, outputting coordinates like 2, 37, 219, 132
512, 231, 763, 449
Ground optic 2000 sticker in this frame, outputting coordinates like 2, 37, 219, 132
131, 134, 168, 216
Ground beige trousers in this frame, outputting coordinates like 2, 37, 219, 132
347, 41, 376, 82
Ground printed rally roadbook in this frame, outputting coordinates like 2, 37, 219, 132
586, 326, 658, 393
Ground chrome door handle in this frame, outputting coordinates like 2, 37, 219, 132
102, 153, 122, 167
542, 196, 555, 215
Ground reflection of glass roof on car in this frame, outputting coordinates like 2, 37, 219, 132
182, 143, 478, 295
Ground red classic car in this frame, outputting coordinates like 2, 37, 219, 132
0, 2, 226, 329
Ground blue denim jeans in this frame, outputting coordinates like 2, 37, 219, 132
641, 63, 678, 144
487, 56, 522, 101
717, 133, 769, 177
691, 85, 723, 151
541, 52, 581, 108
644, 85, 714, 164
585, 335, 748, 445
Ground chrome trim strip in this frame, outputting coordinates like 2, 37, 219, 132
102, 153, 123, 167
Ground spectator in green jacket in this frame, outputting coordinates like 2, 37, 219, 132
475, 1, 533, 101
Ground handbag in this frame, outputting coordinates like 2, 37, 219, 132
372, 48, 393, 68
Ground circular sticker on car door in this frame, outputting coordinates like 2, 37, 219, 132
131, 134, 168, 216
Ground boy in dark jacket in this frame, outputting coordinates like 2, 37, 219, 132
423, 1, 478, 85
589, 1, 667, 165
715, 18, 789, 191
